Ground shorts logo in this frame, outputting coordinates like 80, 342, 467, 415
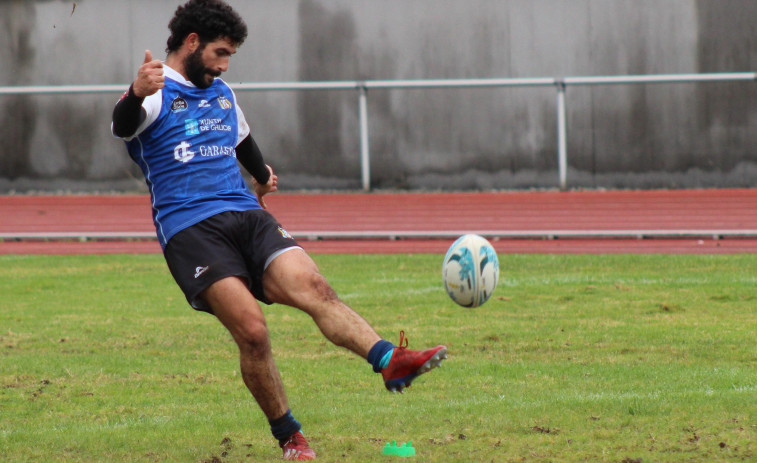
278, 227, 293, 239
171, 97, 188, 112
185, 119, 200, 135
194, 266, 209, 279
173, 141, 195, 163
217, 96, 232, 110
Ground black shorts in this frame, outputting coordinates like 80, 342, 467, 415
163, 209, 301, 313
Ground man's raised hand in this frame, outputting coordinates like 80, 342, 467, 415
133, 50, 164, 98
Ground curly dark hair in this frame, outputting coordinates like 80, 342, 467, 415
165, 0, 248, 53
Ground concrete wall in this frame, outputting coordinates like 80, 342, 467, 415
1, 0, 755, 192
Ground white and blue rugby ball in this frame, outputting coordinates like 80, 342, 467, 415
442, 234, 500, 308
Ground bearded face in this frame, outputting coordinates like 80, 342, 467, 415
184, 45, 221, 88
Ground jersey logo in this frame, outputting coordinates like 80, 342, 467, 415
173, 141, 195, 163
198, 99, 212, 108
278, 227, 293, 239
217, 96, 232, 110
171, 97, 188, 113
185, 119, 200, 135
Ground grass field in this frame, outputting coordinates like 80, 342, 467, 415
1, 253, 755, 462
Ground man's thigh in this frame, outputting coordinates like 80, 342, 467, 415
262, 248, 331, 307
202, 276, 268, 341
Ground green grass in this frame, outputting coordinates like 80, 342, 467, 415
1, 253, 755, 462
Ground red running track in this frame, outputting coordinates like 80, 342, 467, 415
1, 189, 756, 255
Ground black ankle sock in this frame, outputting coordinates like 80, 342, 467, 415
367, 339, 395, 373
269, 409, 301, 443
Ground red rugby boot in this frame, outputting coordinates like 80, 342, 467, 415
381, 331, 447, 393
280, 432, 316, 461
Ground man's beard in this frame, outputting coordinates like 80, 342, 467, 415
184, 47, 220, 88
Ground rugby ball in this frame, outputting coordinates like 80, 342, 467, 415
442, 234, 499, 307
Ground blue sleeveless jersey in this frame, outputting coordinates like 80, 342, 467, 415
124, 70, 260, 248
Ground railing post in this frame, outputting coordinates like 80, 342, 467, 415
555, 80, 568, 190
358, 84, 371, 191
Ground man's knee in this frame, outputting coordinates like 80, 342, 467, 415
306, 271, 339, 303
233, 319, 271, 353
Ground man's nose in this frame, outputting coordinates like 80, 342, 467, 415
217, 57, 230, 73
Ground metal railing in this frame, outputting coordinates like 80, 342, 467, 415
2, 72, 755, 190
2, 228, 755, 242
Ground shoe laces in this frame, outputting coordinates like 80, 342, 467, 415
397, 330, 409, 349
281, 432, 306, 448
